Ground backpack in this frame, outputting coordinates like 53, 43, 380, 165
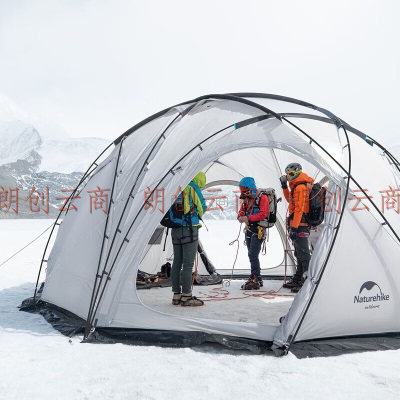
160, 186, 200, 229
160, 196, 187, 228
255, 188, 280, 229
293, 182, 326, 227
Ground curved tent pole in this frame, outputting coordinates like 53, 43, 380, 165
230, 92, 400, 174
113, 93, 282, 145
84, 115, 275, 337
84, 97, 281, 335
84, 112, 185, 336
81, 93, 400, 342
282, 117, 400, 244
33, 141, 114, 301
85, 110, 355, 336
283, 124, 352, 354
84, 137, 126, 338
116, 92, 400, 176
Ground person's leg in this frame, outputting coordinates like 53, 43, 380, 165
293, 237, 311, 283
248, 234, 262, 280
181, 239, 198, 294
171, 228, 184, 295
245, 231, 252, 272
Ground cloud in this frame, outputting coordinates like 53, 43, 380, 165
0, 0, 399, 143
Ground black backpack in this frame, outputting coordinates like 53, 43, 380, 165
160, 206, 183, 228
255, 188, 281, 229
293, 182, 326, 227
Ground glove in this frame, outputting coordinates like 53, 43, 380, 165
280, 175, 288, 189
289, 227, 299, 241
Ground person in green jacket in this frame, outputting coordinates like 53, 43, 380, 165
171, 172, 207, 306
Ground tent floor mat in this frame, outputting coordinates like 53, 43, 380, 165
137, 279, 294, 325
19, 297, 272, 354
290, 333, 400, 358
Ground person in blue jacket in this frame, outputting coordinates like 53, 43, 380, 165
170, 172, 207, 306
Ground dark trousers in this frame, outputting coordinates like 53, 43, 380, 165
293, 236, 311, 283
245, 231, 263, 280
171, 227, 198, 294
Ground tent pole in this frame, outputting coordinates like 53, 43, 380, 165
84, 138, 125, 339
282, 124, 352, 353
33, 141, 113, 301
84, 113, 184, 337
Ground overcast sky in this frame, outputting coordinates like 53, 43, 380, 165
0, 0, 399, 145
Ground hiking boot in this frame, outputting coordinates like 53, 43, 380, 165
291, 284, 302, 293
283, 278, 301, 289
257, 278, 263, 287
241, 277, 252, 289
172, 293, 182, 305
180, 294, 204, 307
241, 278, 260, 290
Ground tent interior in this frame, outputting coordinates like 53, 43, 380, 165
136, 146, 332, 326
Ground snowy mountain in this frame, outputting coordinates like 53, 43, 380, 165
0, 121, 42, 166
0, 118, 110, 218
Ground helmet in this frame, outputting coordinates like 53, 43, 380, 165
285, 162, 302, 181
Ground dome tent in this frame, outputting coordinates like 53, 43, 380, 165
22, 93, 400, 357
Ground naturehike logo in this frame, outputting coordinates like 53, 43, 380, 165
354, 281, 390, 309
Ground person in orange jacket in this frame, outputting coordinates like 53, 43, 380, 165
280, 162, 313, 292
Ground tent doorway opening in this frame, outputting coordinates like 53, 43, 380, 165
136, 148, 321, 326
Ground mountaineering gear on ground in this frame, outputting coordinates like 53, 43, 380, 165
171, 227, 199, 294
180, 294, 204, 307
280, 175, 288, 189
241, 276, 261, 290
283, 172, 314, 229
172, 293, 182, 305
285, 162, 303, 181
160, 262, 171, 278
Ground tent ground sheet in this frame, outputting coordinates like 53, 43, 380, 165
137, 279, 294, 325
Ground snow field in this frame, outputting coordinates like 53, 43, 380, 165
0, 220, 399, 400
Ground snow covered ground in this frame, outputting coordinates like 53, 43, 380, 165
1, 219, 400, 400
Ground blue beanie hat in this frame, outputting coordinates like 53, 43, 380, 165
239, 177, 257, 190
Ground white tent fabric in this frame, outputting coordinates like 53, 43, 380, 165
39, 94, 400, 354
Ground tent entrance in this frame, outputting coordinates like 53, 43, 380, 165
137, 279, 295, 326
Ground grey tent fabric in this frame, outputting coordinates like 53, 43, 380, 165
27, 93, 400, 356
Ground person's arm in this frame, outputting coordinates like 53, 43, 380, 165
283, 187, 290, 203
248, 194, 269, 222
292, 184, 307, 228
237, 201, 246, 218
280, 176, 290, 203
